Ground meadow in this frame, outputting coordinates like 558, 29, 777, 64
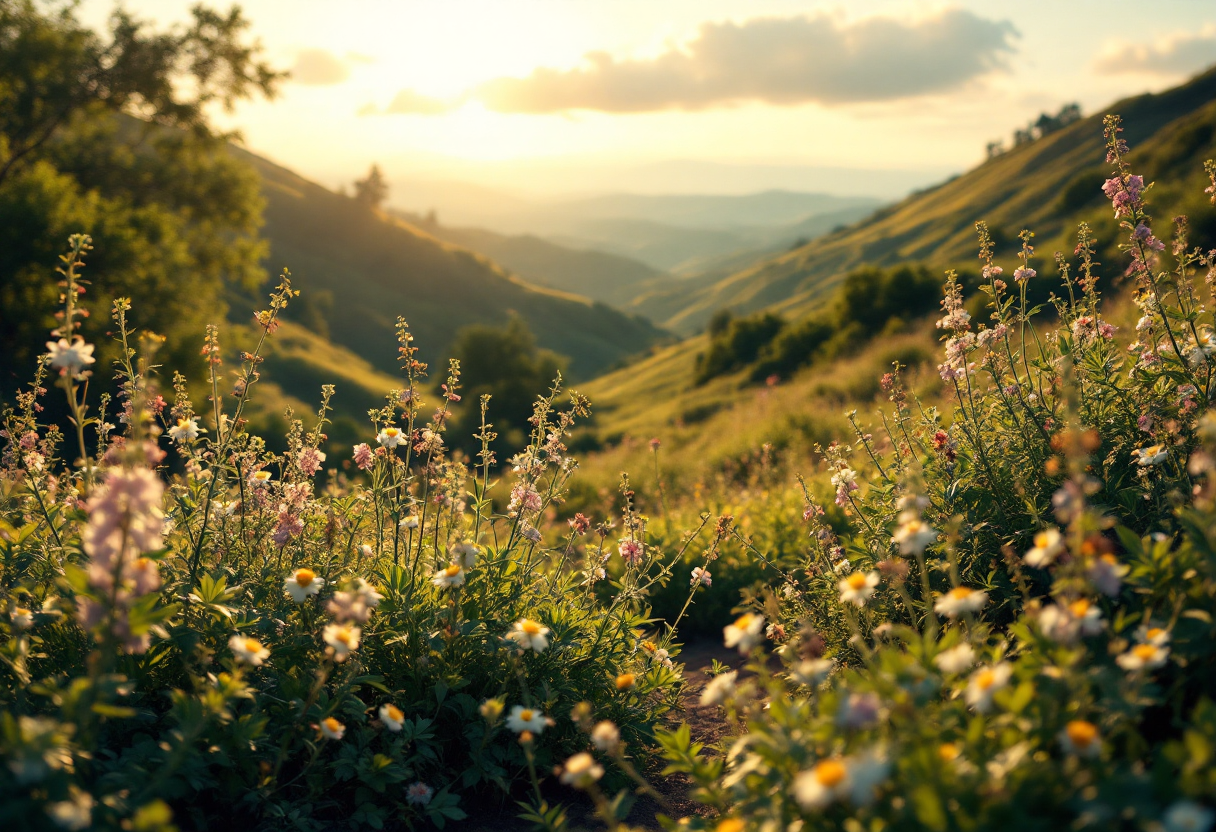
3, 110, 1216, 832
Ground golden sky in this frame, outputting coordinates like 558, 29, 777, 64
82, 1, 1216, 200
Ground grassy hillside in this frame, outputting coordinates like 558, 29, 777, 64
407, 219, 666, 309
237, 149, 668, 383
656, 66, 1216, 330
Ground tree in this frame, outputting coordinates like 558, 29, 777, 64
0, 2, 281, 390
353, 163, 388, 208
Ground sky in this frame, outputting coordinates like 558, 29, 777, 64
80, 1, 1216, 204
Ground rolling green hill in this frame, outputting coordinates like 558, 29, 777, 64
649, 65, 1216, 333
236, 149, 668, 384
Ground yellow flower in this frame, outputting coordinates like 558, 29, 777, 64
379, 703, 405, 732
615, 673, 636, 691
1060, 719, 1101, 758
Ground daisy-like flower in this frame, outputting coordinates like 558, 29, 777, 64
964, 662, 1013, 713
1116, 642, 1170, 672
793, 759, 852, 809
376, 426, 405, 448
1058, 719, 1101, 758
431, 563, 465, 589
1024, 528, 1065, 568
399, 514, 420, 529
789, 657, 835, 686
1088, 553, 1129, 597
591, 720, 620, 752
700, 671, 738, 707
1136, 624, 1171, 646
1069, 599, 1105, 636
506, 618, 550, 652
167, 417, 204, 444
892, 515, 937, 555
479, 698, 504, 723
319, 716, 345, 740
284, 568, 324, 602
405, 782, 434, 806
323, 623, 361, 662
379, 703, 405, 732
46, 337, 95, 376
933, 643, 976, 675
10, 606, 34, 630
506, 705, 549, 734
935, 587, 989, 618
451, 541, 480, 568
838, 571, 879, 606
1163, 801, 1216, 832
690, 566, 712, 587
228, 634, 270, 666
1133, 444, 1168, 466
560, 752, 605, 788
723, 613, 765, 653
250, 469, 273, 486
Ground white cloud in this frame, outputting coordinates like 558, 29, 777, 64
289, 49, 351, 86
1094, 27, 1216, 76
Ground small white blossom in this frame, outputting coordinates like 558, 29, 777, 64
838, 571, 879, 606
284, 568, 324, 602
700, 671, 738, 707
723, 613, 765, 653
933, 643, 976, 675
935, 587, 989, 618
379, 703, 405, 732
1024, 528, 1065, 568
505, 618, 550, 652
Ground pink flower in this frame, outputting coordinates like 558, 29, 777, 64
352, 443, 374, 471
298, 447, 326, 477
618, 538, 643, 565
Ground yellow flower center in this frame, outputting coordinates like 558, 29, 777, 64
244, 638, 263, 653
384, 427, 400, 437
444, 564, 461, 577
1069, 599, 1091, 617
295, 569, 315, 587
733, 614, 755, 630
384, 704, 403, 722
1034, 531, 1053, 548
14, 607, 30, 616
976, 669, 998, 691
1100, 553, 1119, 566
322, 717, 342, 732
1066, 720, 1098, 748
717, 821, 746, 832
334, 628, 353, 646
254, 470, 271, 481
615, 673, 636, 690
846, 573, 869, 590
813, 759, 848, 787
519, 709, 534, 721
1145, 627, 1166, 641
1132, 644, 1158, 661
938, 743, 960, 762
948, 587, 973, 601
905, 520, 923, 533
521, 620, 542, 635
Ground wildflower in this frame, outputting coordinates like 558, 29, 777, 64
405, 782, 434, 806
168, 417, 204, 443
452, 540, 480, 568
794, 759, 851, 809
837, 691, 883, 729
323, 623, 361, 662
935, 587, 989, 618
129, 557, 161, 595
506, 705, 549, 734
1134, 444, 1168, 466
615, 673, 636, 691
591, 720, 620, 752
250, 469, 272, 485
284, 568, 324, 602
376, 426, 405, 448
45, 787, 93, 831
964, 663, 1014, 713
415, 428, 443, 453
480, 698, 504, 723
933, 643, 976, 675
838, 571, 879, 606
1137, 624, 1171, 646
521, 525, 542, 543
569, 513, 591, 534
1163, 801, 1216, 832
1116, 642, 1169, 673
789, 657, 835, 686
618, 538, 643, 565
431, 563, 465, 589
1013, 266, 1036, 282
717, 821, 745, 832
690, 566, 712, 587
938, 743, 961, 762
1059, 719, 1101, 758
1024, 528, 1065, 568
228, 634, 270, 666
560, 752, 605, 788
46, 337, 95, 377
1069, 599, 1105, 636
892, 515, 937, 555
319, 717, 346, 740
399, 514, 420, 529
379, 703, 405, 732
723, 613, 765, 653
506, 618, 550, 652
700, 671, 738, 707
352, 443, 374, 470
1088, 553, 1128, 597
297, 447, 326, 476
11, 606, 34, 629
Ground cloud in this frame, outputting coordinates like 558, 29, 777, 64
1094, 28, 1216, 76
289, 49, 351, 86
465, 9, 1017, 114
360, 89, 456, 116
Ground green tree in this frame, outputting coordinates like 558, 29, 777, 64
0, 1, 280, 387
448, 315, 566, 453
353, 163, 388, 209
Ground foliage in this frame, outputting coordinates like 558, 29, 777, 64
0, 239, 706, 830
354, 164, 389, 209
